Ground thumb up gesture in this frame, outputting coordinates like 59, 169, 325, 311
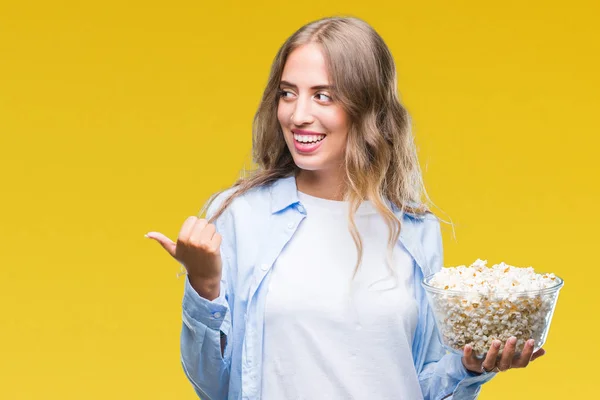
146, 216, 222, 300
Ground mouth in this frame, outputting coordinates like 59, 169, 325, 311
293, 132, 326, 143
291, 131, 326, 153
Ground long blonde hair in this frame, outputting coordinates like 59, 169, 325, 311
203, 15, 430, 276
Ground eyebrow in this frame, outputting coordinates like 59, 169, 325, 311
279, 80, 333, 90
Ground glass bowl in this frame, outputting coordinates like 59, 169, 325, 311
422, 273, 564, 358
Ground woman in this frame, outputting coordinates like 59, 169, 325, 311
146, 16, 544, 400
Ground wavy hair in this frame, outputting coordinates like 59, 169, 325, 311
202, 15, 431, 276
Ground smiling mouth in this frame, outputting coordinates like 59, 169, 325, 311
293, 133, 326, 143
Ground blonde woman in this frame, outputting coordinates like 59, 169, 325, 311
147, 16, 544, 400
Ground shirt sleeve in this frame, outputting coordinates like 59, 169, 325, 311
417, 214, 497, 400
418, 323, 497, 399
179, 190, 235, 400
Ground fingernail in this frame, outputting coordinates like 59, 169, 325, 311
527, 339, 534, 346
509, 337, 517, 345
494, 341, 501, 348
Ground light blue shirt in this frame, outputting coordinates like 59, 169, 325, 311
179, 176, 496, 400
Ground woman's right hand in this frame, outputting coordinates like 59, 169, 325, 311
146, 216, 223, 300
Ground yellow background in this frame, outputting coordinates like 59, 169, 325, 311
1, 0, 598, 398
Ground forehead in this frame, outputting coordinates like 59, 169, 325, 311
281, 43, 330, 85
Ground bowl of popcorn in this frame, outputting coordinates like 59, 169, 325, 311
422, 259, 564, 358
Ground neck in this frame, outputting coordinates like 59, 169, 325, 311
295, 167, 347, 201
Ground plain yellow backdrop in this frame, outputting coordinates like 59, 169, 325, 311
1, 0, 598, 398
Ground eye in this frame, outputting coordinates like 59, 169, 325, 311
278, 89, 292, 99
315, 93, 332, 102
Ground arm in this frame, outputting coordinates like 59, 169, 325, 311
417, 215, 496, 400
180, 274, 232, 400
180, 192, 235, 400
417, 319, 495, 400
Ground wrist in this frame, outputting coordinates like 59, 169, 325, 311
189, 276, 221, 301
462, 356, 483, 375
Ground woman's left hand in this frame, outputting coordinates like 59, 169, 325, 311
462, 337, 546, 374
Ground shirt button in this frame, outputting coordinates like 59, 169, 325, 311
260, 263, 269, 271
287, 221, 295, 229
212, 312, 221, 319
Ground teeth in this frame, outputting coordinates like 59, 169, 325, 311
293, 133, 325, 143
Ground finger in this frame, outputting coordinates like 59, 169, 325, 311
462, 344, 481, 373
513, 339, 535, 368
460, 344, 481, 373
210, 232, 222, 252
178, 216, 200, 243
189, 221, 213, 245
199, 223, 217, 244
461, 344, 474, 370
145, 231, 176, 258
497, 337, 517, 371
530, 348, 546, 362
463, 344, 473, 360
481, 340, 501, 372
187, 219, 208, 244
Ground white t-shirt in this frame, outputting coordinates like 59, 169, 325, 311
261, 191, 422, 400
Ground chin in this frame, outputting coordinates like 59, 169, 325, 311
292, 159, 320, 171
292, 156, 334, 173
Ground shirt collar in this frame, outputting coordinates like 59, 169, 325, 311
269, 175, 300, 214
268, 175, 429, 273
268, 175, 426, 220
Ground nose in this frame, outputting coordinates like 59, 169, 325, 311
290, 96, 314, 126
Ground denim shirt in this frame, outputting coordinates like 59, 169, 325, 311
179, 176, 496, 400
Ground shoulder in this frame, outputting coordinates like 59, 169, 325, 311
205, 179, 279, 221
401, 208, 441, 232
400, 211, 442, 243
423, 211, 441, 229
420, 213, 444, 275
399, 210, 443, 276
205, 186, 237, 220
413, 212, 442, 243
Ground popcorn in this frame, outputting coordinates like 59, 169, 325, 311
424, 259, 563, 357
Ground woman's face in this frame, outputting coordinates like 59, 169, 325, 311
277, 43, 349, 175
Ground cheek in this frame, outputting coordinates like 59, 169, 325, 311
277, 106, 293, 146
335, 110, 349, 131
277, 102, 290, 126
324, 109, 349, 138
